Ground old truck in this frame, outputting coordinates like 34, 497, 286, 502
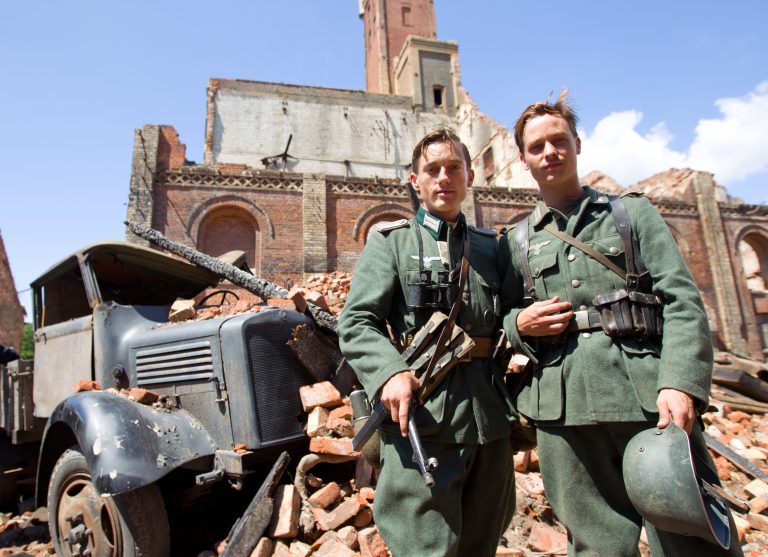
0, 241, 325, 556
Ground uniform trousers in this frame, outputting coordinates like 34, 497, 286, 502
537, 422, 744, 557
374, 433, 516, 557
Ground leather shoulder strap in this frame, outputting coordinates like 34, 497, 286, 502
543, 223, 627, 281
514, 217, 537, 305
608, 196, 649, 290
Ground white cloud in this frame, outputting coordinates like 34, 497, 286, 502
579, 110, 685, 185
578, 81, 768, 188
687, 81, 768, 183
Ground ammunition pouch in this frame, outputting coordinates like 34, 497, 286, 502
593, 289, 663, 340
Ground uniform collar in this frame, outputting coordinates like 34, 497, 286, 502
416, 207, 466, 240
529, 186, 610, 228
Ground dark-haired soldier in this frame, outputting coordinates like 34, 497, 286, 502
500, 92, 742, 556
339, 129, 516, 557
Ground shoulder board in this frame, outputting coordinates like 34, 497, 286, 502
374, 219, 409, 233
620, 190, 644, 198
468, 225, 498, 238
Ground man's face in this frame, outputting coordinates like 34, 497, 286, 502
410, 140, 473, 222
520, 114, 581, 189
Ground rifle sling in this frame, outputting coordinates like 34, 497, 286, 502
543, 223, 627, 281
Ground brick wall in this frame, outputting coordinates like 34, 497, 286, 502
127, 127, 768, 361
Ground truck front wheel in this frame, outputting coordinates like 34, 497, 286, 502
48, 447, 170, 557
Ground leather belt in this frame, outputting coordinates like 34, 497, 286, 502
468, 336, 494, 359
566, 310, 603, 332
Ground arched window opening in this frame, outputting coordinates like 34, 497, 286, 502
739, 235, 767, 292
199, 207, 261, 274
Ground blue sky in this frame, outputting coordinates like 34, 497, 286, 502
2, 1, 767, 321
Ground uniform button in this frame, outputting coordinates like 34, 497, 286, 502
571, 279, 581, 288
582, 332, 592, 339
609, 246, 619, 255
567, 254, 576, 262
579, 305, 588, 311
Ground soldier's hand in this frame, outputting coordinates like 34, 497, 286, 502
380, 371, 420, 437
516, 296, 573, 337
656, 388, 695, 433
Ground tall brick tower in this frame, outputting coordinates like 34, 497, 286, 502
359, 0, 460, 114
360, 0, 437, 94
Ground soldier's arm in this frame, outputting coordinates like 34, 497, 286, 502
338, 231, 412, 410
629, 195, 712, 413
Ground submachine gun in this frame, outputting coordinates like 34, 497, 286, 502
351, 312, 476, 486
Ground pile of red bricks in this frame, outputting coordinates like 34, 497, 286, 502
233, 380, 387, 556
0, 508, 52, 556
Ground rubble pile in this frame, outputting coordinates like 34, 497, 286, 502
0, 508, 52, 556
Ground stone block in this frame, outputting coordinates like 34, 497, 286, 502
745, 479, 768, 499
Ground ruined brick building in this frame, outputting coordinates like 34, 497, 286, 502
0, 231, 24, 350
126, 0, 768, 361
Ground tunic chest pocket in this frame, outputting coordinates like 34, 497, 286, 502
585, 235, 626, 290
468, 267, 500, 332
529, 252, 558, 299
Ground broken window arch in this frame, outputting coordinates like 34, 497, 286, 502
198, 207, 261, 274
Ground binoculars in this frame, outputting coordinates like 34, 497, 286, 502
406, 269, 459, 312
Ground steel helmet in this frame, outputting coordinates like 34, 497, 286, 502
623, 423, 735, 549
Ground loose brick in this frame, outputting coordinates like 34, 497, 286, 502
309, 437, 360, 457
357, 526, 388, 557
267, 484, 301, 539
527, 522, 567, 554
300, 382, 342, 411
353, 506, 373, 529
307, 406, 331, 438
749, 494, 768, 514
746, 511, 768, 533
287, 288, 308, 313
745, 479, 768, 499
327, 415, 354, 438
313, 538, 357, 557
309, 482, 341, 509
306, 291, 330, 311
74, 380, 102, 393
312, 497, 363, 531
336, 525, 359, 549
169, 298, 197, 322
249, 537, 273, 557
127, 387, 159, 405
328, 403, 353, 421
289, 540, 311, 556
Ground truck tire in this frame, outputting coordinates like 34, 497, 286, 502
48, 447, 170, 557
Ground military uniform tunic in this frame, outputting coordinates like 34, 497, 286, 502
339, 208, 516, 557
500, 187, 742, 557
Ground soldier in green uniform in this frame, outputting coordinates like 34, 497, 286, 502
500, 92, 743, 556
338, 129, 516, 557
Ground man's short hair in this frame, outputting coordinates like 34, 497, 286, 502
411, 128, 472, 172
513, 90, 579, 152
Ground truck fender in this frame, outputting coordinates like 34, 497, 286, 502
37, 391, 217, 499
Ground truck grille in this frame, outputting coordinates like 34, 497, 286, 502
135, 341, 214, 386
245, 322, 312, 444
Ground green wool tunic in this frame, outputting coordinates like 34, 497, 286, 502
339, 208, 514, 443
338, 208, 516, 557
500, 186, 713, 425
